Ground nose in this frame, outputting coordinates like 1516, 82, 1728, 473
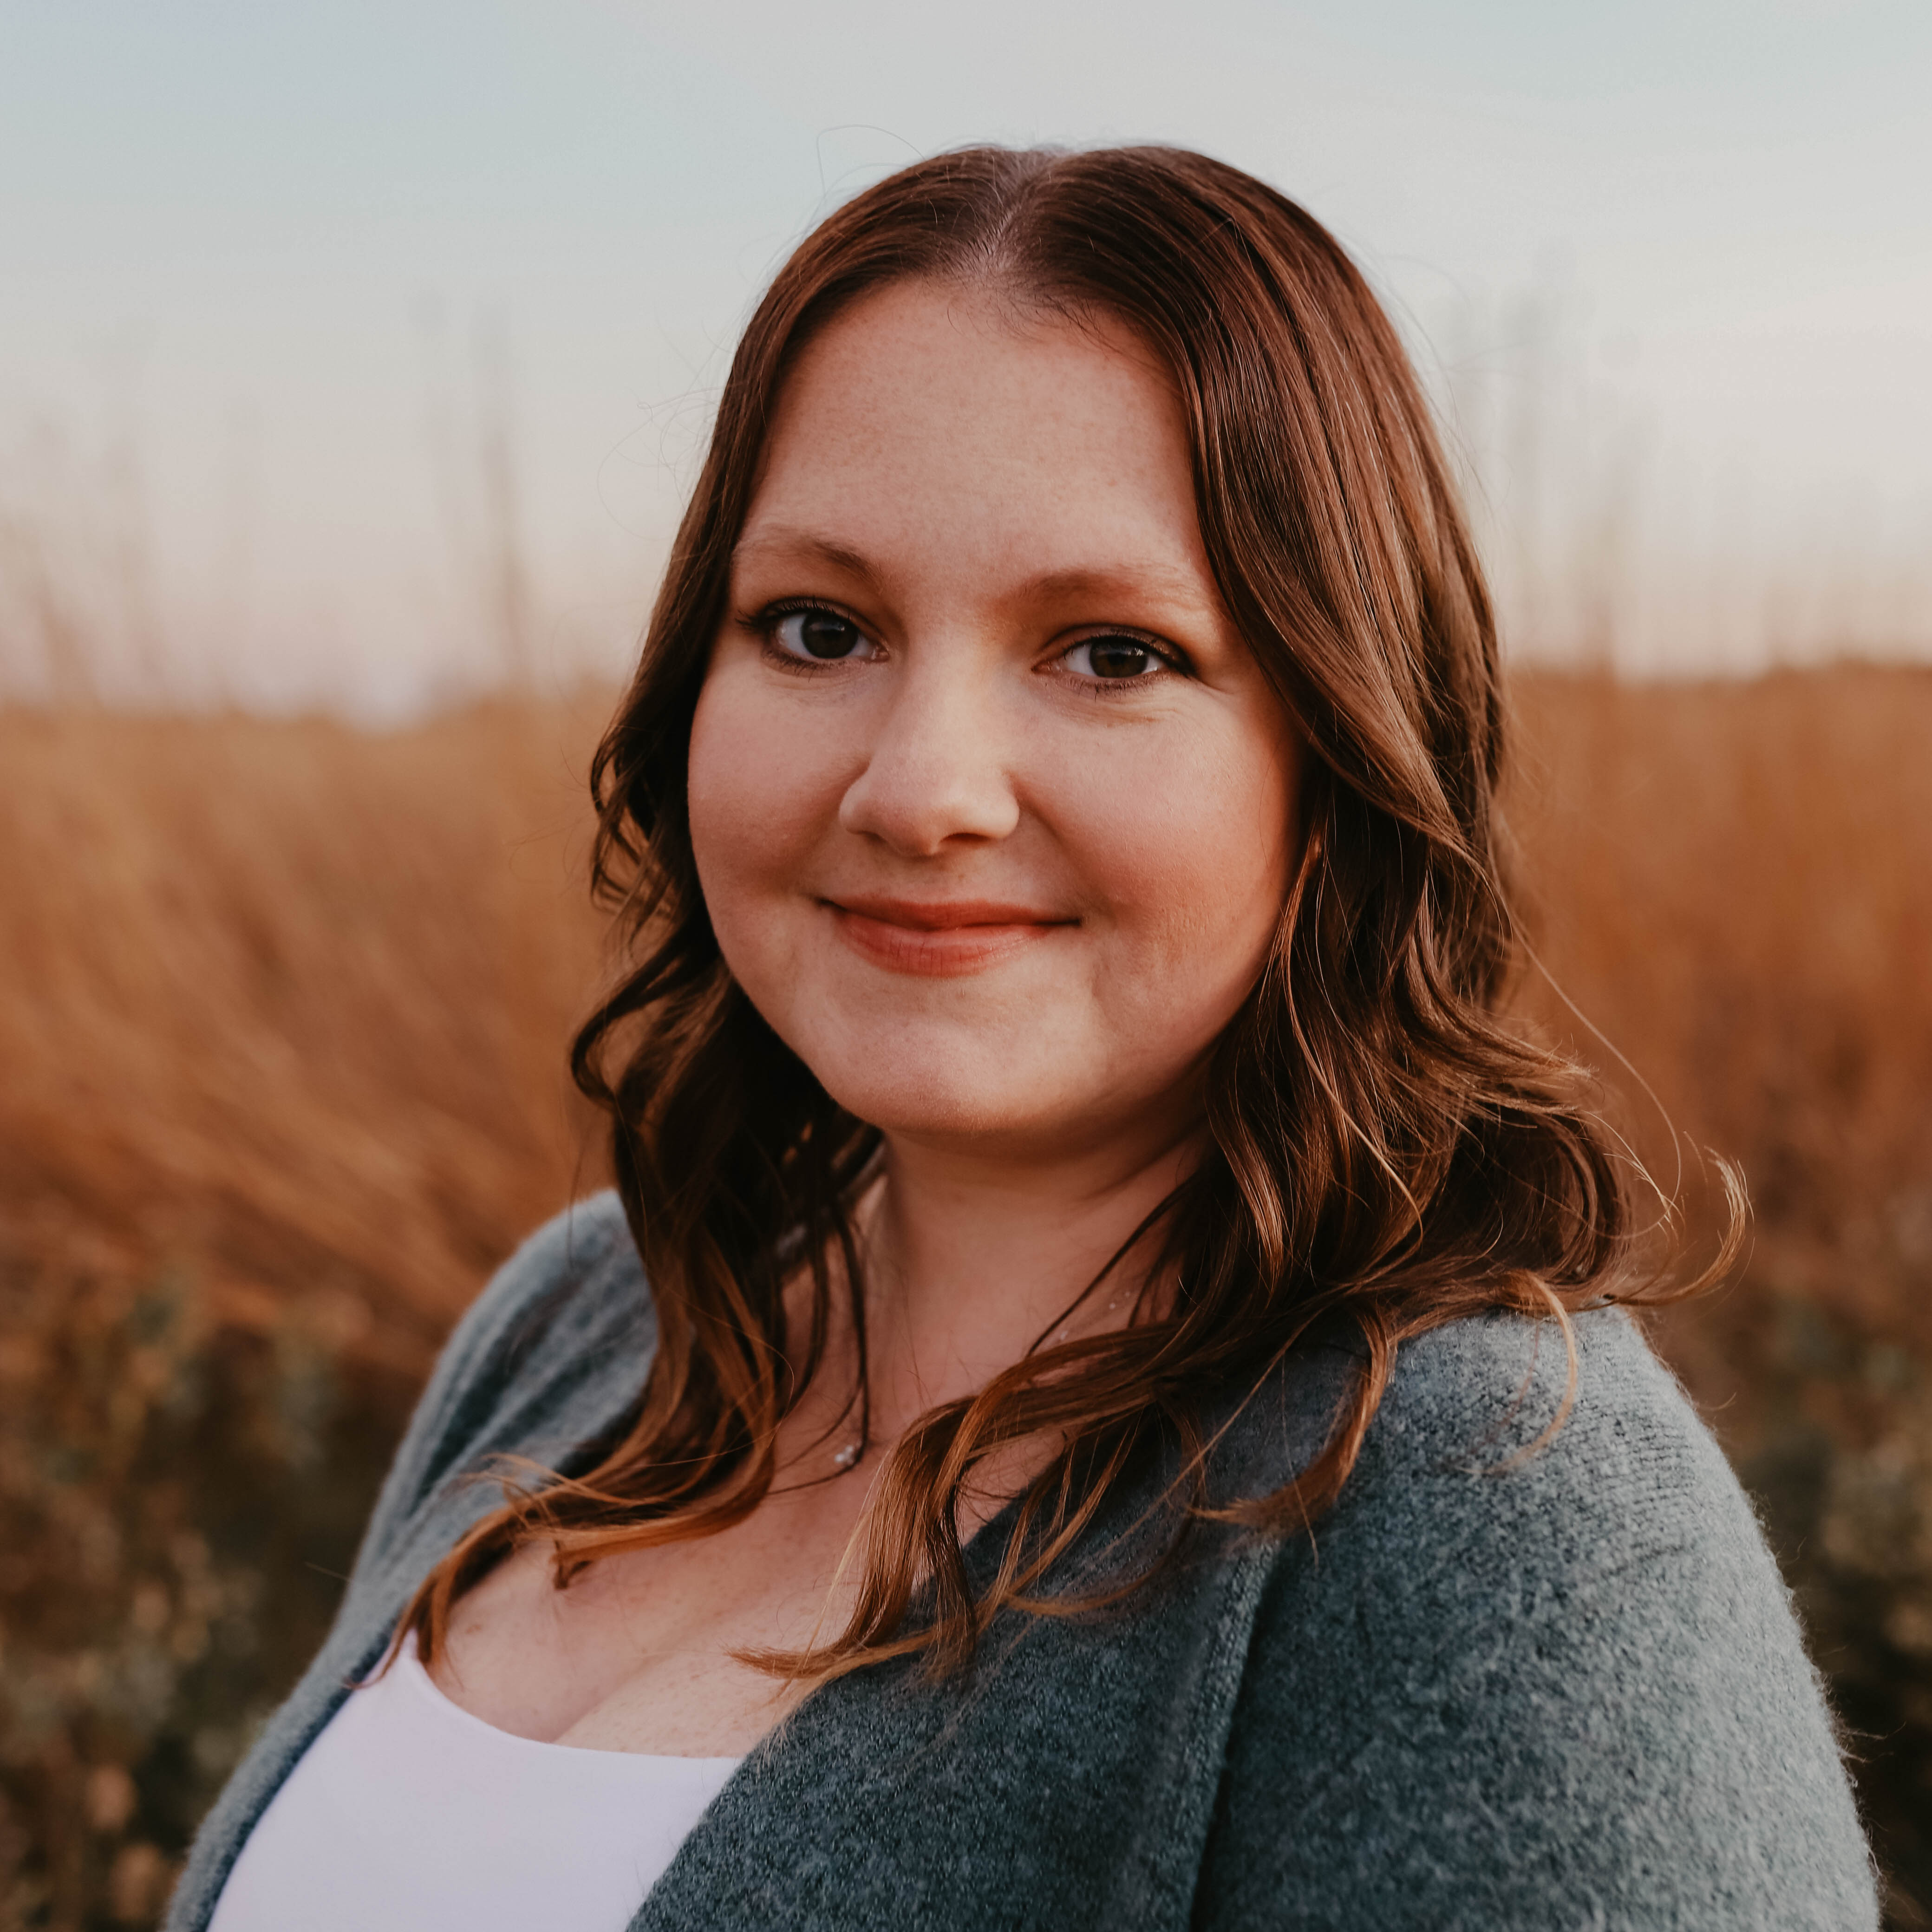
837, 657, 1021, 855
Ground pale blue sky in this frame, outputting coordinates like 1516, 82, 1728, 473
3, 0, 1928, 711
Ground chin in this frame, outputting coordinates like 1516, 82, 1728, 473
802, 1034, 1079, 1149
818, 1068, 1044, 1144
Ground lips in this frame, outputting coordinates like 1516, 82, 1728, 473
823, 894, 1075, 978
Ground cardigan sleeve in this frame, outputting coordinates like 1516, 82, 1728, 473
341, 1191, 639, 1590
1192, 1311, 1878, 1932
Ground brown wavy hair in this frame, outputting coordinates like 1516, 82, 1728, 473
402, 144, 1734, 1681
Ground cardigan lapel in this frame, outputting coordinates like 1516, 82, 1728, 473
630, 1530, 1281, 1932
632, 1345, 1353, 1932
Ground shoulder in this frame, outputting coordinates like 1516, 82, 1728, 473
1224, 1307, 1775, 1685
348, 1192, 652, 1586
413, 1189, 647, 1441
1199, 1307, 1877, 1930
450, 1190, 647, 1382
1369, 1304, 1742, 1554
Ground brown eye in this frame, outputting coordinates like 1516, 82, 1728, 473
1066, 635, 1161, 680
773, 608, 870, 660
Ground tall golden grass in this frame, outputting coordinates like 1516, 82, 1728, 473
1508, 668, 1932, 1363
1, 666, 1929, 1924
0, 697, 613, 1374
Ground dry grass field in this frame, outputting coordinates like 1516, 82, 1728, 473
2, 666, 1929, 1925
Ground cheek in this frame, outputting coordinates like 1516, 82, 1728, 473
687, 669, 828, 942
1080, 722, 1298, 1004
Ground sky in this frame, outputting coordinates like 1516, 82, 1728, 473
1, 0, 1929, 714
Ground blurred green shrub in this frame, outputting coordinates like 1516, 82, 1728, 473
0, 1262, 409, 1931
1722, 1287, 1932, 1926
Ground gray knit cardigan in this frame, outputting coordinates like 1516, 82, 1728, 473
168, 1194, 1877, 1931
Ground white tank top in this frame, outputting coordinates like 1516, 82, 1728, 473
207, 1635, 743, 1932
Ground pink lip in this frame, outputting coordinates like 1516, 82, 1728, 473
823, 894, 1075, 978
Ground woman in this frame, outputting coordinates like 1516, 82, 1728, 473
174, 146, 1874, 1930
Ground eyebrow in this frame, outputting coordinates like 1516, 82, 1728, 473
731, 529, 885, 594
1015, 563, 1208, 609
731, 528, 1211, 614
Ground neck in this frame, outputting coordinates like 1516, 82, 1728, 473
855, 1116, 1199, 1428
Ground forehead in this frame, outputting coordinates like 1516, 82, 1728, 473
738, 281, 1212, 599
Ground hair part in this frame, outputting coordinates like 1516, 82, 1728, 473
398, 144, 1742, 1684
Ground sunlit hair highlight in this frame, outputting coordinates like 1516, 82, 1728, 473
399, 144, 1742, 1683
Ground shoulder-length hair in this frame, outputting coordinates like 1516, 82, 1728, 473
403, 144, 1730, 1681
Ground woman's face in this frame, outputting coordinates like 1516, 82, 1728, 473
688, 280, 1301, 1164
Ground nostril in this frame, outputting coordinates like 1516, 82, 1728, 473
836, 751, 1021, 852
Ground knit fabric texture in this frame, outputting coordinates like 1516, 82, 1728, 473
167, 1194, 1878, 1931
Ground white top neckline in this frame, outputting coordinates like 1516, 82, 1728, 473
206, 1632, 744, 1932
396, 1633, 742, 1767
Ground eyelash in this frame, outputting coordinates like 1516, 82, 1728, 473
1057, 630, 1188, 689
749, 600, 870, 675
746, 600, 1190, 689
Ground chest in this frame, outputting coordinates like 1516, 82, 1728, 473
435, 1471, 897, 1754
435, 1416, 1070, 1756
